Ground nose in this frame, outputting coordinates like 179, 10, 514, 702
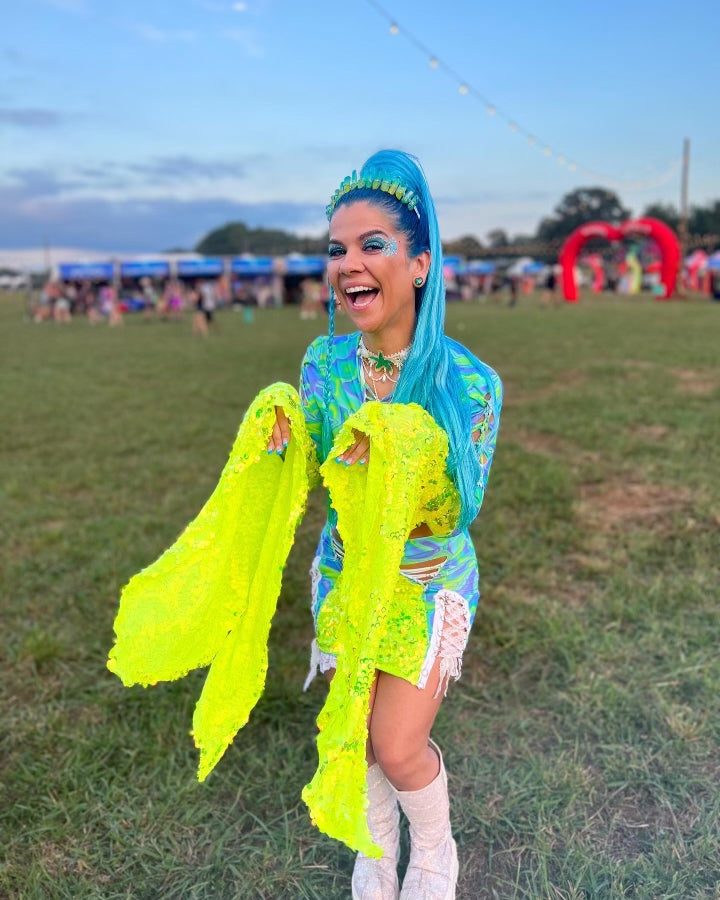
338, 246, 364, 275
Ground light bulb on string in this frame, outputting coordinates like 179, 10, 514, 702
366, 0, 679, 189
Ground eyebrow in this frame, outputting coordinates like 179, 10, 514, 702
328, 229, 389, 244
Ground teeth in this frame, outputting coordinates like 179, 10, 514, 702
345, 285, 375, 294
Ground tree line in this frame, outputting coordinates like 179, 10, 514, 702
194, 188, 720, 259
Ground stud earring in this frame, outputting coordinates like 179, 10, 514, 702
413, 277, 424, 287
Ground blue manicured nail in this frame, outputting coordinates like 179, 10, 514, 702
267, 448, 273, 454
276, 448, 283, 455
335, 457, 343, 463
283, 439, 289, 447
358, 459, 365, 465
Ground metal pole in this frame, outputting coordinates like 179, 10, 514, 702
678, 139, 690, 296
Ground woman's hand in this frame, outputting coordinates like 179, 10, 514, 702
336, 429, 370, 466
267, 406, 291, 455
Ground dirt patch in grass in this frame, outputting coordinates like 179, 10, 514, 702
508, 427, 601, 464
513, 370, 589, 405
671, 367, 719, 396
632, 424, 670, 441
619, 361, 718, 396
576, 480, 693, 533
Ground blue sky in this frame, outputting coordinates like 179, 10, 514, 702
2, 0, 719, 255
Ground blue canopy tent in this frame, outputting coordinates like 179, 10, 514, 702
465, 260, 496, 275
443, 255, 462, 273
231, 257, 275, 277
120, 260, 171, 280
59, 262, 115, 282
284, 255, 326, 276
176, 258, 225, 278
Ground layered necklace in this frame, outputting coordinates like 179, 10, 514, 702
357, 337, 412, 401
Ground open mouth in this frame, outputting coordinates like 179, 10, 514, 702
344, 285, 379, 310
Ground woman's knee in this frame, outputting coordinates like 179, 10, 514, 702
370, 730, 427, 782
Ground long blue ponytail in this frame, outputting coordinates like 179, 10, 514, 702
324, 149, 482, 530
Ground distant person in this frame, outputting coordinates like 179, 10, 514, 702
199, 279, 217, 329
141, 277, 159, 320
541, 265, 561, 308
191, 283, 208, 337
54, 285, 72, 324
506, 274, 519, 308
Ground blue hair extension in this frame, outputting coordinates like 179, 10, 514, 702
320, 287, 336, 461
327, 149, 482, 529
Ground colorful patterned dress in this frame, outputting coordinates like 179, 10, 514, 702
300, 332, 503, 693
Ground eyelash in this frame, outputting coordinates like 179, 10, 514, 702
327, 237, 387, 258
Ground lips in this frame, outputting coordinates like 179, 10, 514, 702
343, 284, 379, 310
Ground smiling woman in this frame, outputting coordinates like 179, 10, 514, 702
109, 148, 502, 900
267, 149, 504, 900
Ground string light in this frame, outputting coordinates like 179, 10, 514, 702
364, 0, 680, 191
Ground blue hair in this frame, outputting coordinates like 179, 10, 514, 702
322, 149, 482, 530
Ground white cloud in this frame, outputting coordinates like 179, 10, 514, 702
233, 2, 248, 10
220, 27, 263, 57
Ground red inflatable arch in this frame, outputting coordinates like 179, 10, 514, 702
559, 217, 681, 302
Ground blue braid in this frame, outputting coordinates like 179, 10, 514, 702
320, 288, 336, 461
326, 149, 482, 529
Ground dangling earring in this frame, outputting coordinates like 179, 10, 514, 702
413, 277, 424, 288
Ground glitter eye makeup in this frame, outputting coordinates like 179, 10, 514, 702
381, 236, 399, 257
362, 235, 387, 253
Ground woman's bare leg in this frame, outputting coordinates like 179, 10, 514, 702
367, 656, 446, 790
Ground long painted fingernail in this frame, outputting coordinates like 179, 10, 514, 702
283, 439, 289, 447
267, 448, 274, 455
276, 448, 283, 455
358, 459, 365, 465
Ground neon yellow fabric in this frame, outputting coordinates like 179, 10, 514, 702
107, 386, 460, 857
107, 383, 318, 781
302, 401, 460, 856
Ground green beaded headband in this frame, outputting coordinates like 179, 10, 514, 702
326, 169, 421, 221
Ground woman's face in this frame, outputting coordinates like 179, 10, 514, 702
327, 200, 429, 348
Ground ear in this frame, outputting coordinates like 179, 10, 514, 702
410, 249, 431, 282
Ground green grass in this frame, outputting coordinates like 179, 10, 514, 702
1, 292, 719, 899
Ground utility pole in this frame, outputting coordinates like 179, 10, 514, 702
679, 139, 690, 252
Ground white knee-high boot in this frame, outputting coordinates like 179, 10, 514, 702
352, 763, 401, 900
393, 741, 458, 900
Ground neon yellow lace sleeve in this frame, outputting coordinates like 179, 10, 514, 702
107, 382, 318, 781
302, 401, 460, 857
107, 389, 461, 858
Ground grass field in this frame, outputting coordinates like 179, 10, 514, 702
1, 292, 719, 900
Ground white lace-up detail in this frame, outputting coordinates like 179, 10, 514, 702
417, 591, 470, 697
